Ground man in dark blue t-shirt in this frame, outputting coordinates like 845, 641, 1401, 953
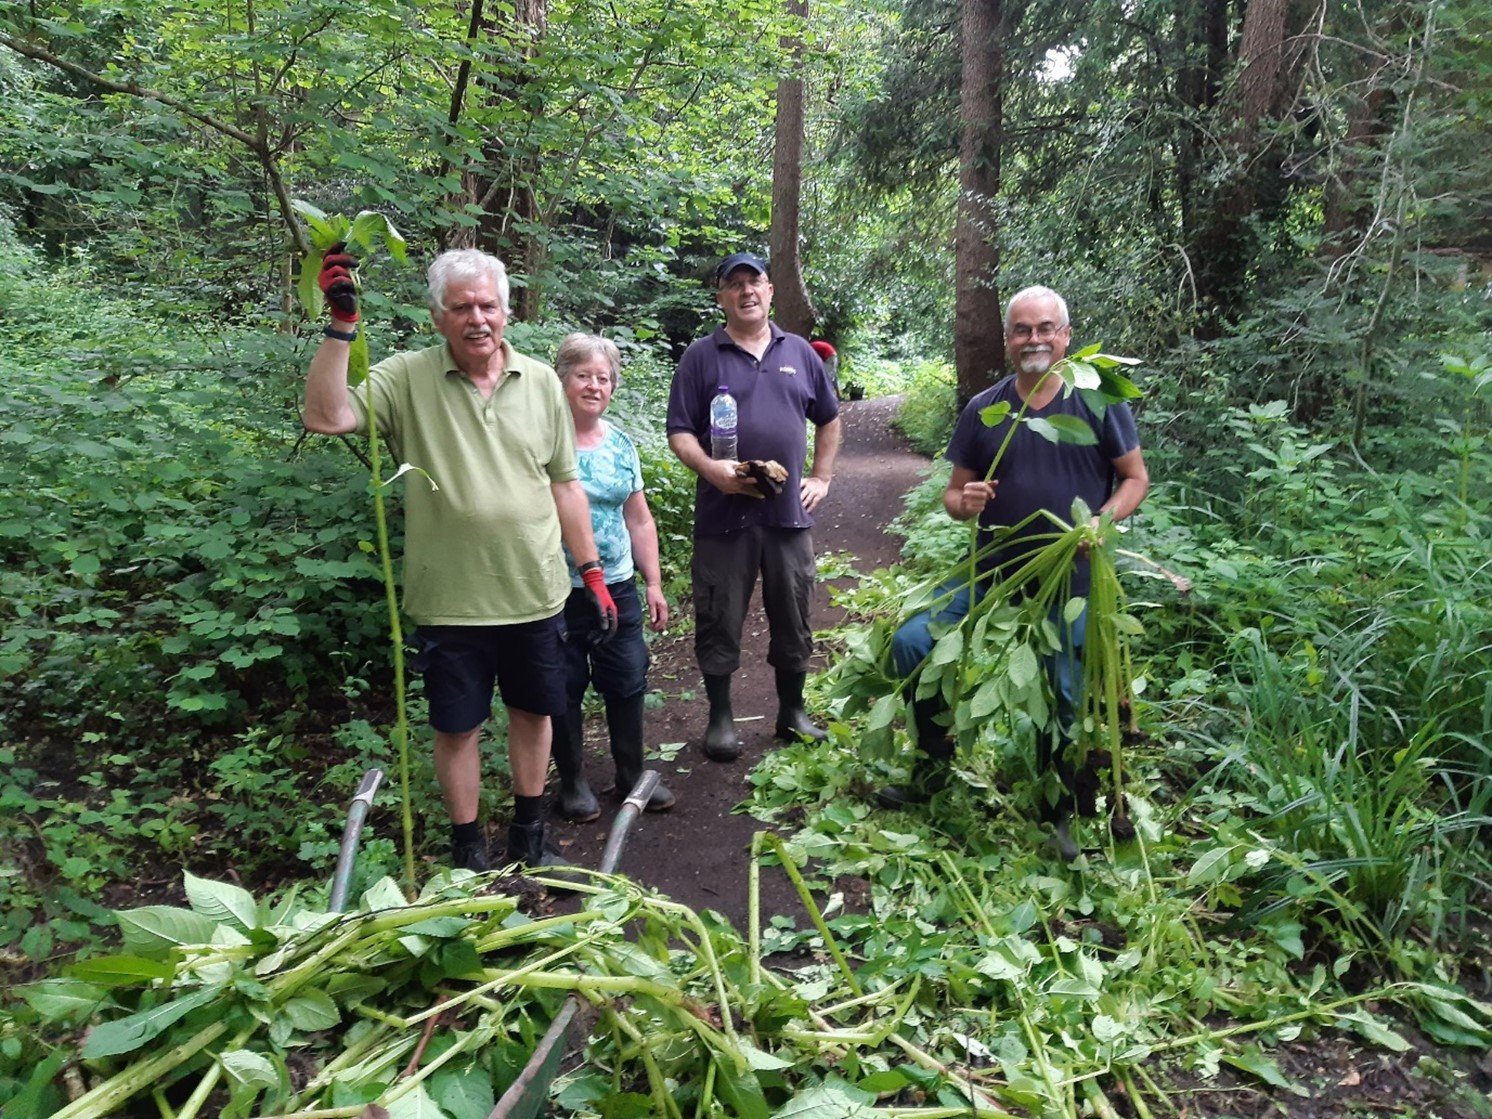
666, 252, 842, 762
879, 286, 1150, 859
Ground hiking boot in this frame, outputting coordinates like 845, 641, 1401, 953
773, 668, 826, 743
702, 673, 743, 761
608, 692, 675, 811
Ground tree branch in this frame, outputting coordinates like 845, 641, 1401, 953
0, 29, 308, 255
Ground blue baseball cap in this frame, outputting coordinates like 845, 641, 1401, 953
715, 252, 768, 284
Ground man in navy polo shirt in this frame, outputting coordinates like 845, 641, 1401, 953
665, 252, 842, 761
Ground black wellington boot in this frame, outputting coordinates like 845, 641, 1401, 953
551, 704, 600, 823
607, 692, 675, 811
702, 673, 743, 761
875, 698, 955, 808
503, 820, 569, 870
773, 668, 827, 743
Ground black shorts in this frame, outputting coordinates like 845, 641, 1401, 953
411, 615, 567, 733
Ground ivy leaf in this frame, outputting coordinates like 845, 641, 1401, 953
82, 985, 221, 1059
184, 871, 260, 933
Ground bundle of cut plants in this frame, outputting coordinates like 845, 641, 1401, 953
828, 347, 1180, 830
8, 869, 1013, 1119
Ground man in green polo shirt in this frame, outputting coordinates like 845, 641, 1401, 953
303, 247, 618, 872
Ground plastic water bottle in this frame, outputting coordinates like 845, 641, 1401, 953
709, 386, 738, 460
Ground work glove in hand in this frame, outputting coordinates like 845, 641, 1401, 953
734, 459, 789, 498
319, 242, 360, 323
580, 565, 619, 647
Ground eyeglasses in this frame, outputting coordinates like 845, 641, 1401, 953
1008, 322, 1066, 342
567, 371, 613, 387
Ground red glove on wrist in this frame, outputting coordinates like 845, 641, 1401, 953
580, 565, 619, 645
318, 242, 360, 324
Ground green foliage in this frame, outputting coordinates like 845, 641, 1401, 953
889, 358, 957, 454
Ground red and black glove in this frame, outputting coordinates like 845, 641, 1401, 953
579, 562, 618, 646
319, 242, 360, 323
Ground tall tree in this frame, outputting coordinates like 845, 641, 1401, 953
953, 0, 1006, 405
769, 0, 818, 339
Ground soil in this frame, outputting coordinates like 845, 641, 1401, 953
544, 393, 928, 931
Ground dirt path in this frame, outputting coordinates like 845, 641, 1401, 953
548, 395, 930, 928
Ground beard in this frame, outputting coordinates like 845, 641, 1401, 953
1018, 347, 1054, 374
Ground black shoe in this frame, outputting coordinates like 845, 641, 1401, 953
504, 821, 569, 870
702, 673, 743, 761
452, 837, 490, 872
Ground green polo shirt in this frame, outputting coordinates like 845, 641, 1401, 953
349, 340, 578, 626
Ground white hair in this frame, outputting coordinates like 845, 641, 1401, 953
1003, 285, 1070, 331
554, 333, 622, 388
427, 249, 511, 315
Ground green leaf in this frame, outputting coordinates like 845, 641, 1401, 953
771, 1081, 879, 1118
82, 985, 221, 1059
1187, 845, 1239, 885
21, 978, 108, 1023
282, 988, 341, 1032
1007, 644, 1039, 689
385, 1081, 451, 1119
116, 906, 220, 958
978, 401, 1011, 427
1220, 1046, 1306, 1095
432, 1068, 494, 1119
68, 955, 177, 986
184, 871, 260, 933
1339, 1010, 1411, 1052
349, 210, 409, 263
1042, 415, 1099, 446
298, 250, 324, 320
349, 332, 370, 388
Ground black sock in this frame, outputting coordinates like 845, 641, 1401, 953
451, 819, 482, 847
513, 795, 544, 827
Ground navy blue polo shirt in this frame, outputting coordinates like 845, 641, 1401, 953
948, 375, 1140, 595
667, 323, 839, 537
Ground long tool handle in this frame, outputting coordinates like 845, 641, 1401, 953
328, 767, 384, 913
487, 769, 660, 1119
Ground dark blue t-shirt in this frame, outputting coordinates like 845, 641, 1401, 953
666, 324, 839, 537
947, 375, 1140, 594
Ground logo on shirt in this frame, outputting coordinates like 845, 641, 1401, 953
778, 365, 799, 376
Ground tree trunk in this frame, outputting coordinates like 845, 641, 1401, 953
1172, 0, 1230, 252
953, 0, 1005, 408
1191, 0, 1305, 334
768, 0, 818, 340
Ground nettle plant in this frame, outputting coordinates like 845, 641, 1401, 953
828, 347, 1167, 826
